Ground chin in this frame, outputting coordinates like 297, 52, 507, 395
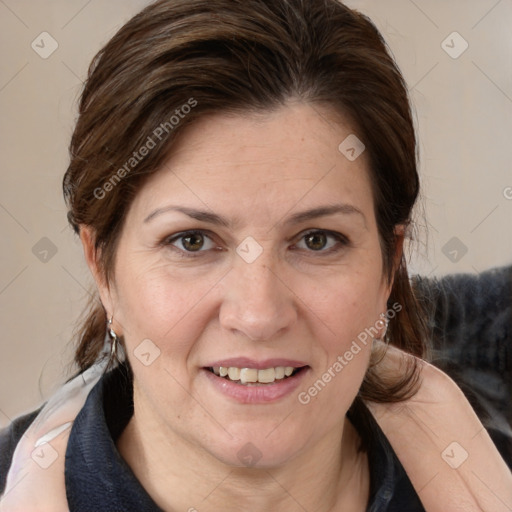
202, 423, 310, 469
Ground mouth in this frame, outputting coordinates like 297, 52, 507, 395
201, 360, 311, 403
206, 365, 307, 385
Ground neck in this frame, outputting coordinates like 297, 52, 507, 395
117, 390, 369, 512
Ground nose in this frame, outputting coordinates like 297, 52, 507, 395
219, 259, 297, 342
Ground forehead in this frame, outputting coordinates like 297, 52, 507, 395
131, 102, 374, 225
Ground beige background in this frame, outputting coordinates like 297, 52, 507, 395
1, 0, 511, 425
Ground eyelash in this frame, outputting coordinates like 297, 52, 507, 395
161, 229, 350, 258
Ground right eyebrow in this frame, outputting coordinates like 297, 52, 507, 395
143, 205, 232, 228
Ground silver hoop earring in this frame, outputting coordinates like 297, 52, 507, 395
107, 315, 119, 360
378, 313, 390, 344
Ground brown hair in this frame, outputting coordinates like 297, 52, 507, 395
63, 0, 427, 401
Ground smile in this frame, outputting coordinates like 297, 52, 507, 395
202, 362, 310, 403
208, 366, 304, 385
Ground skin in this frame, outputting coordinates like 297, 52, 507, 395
81, 102, 398, 511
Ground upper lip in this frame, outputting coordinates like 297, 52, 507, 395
204, 358, 309, 370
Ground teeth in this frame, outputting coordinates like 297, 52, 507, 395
257, 368, 275, 383
240, 368, 258, 384
274, 367, 285, 379
211, 366, 301, 384
228, 367, 241, 381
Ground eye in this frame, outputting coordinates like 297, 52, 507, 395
293, 230, 348, 253
165, 231, 218, 253
162, 229, 347, 257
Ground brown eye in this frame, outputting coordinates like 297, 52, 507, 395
166, 231, 216, 254
294, 230, 348, 254
304, 232, 327, 251
182, 233, 205, 251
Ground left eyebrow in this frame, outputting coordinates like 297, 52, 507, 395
283, 203, 367, 227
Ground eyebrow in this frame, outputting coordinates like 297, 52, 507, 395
143, 203, 366, 227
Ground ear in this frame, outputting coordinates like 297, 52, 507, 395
79, 225, 116, 319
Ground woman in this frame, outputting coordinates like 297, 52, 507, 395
0, 0, 511, 510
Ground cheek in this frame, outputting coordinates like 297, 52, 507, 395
295, 278, 377, 420
292, 259, 386, 394
113, 258, 226, 355
300, 265, 386, 345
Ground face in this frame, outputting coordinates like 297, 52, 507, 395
89, 102, 392, 468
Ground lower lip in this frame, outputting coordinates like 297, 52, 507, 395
201, 368, 310, 404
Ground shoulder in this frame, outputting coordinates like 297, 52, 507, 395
0, 408, 42, 496
371, 344, 512, 469
368, 349, 512, 508
424, 358, 512, 469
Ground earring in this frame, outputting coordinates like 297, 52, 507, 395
107, 315, 119, 361
378, 313, 390, 344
